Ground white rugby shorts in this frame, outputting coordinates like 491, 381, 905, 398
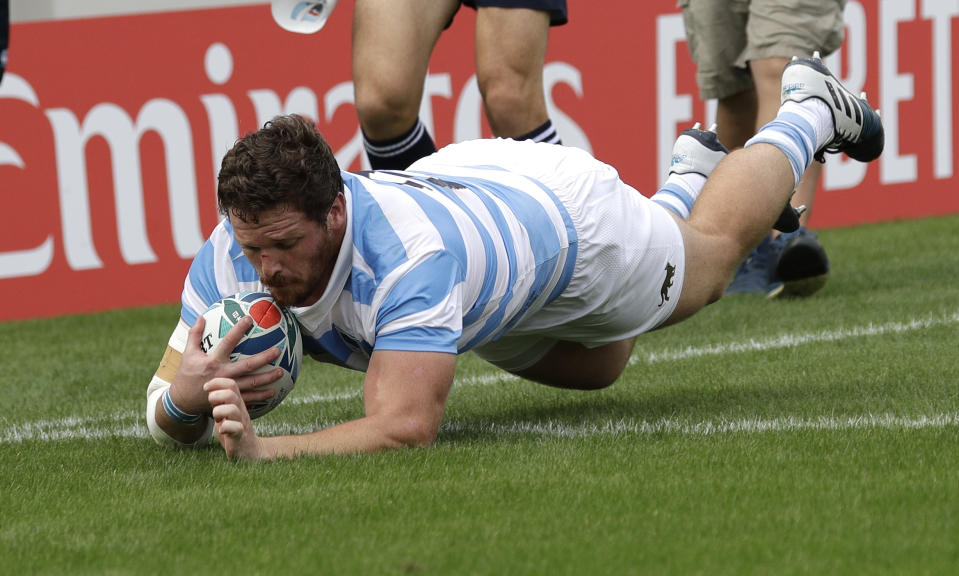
414, 139, 686, 371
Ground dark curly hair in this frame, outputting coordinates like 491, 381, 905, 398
217, 114, 343, 225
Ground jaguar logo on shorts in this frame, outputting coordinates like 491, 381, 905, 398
659, 262, 676, 308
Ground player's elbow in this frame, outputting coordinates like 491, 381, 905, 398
383, 415, 441, 449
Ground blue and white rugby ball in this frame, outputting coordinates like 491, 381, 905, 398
200, 292, 302, 419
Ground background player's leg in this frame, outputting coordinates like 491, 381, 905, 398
352, 0, 459, 168
474, 7, 560, 143
715, 88, 758, 153
0, 0, 8, 84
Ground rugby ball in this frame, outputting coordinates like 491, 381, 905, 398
200, 292, 302, 419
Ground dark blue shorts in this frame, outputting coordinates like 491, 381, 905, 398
456, 0, 568, 26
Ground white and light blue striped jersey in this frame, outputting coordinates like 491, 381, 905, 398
179, 159, 578, 372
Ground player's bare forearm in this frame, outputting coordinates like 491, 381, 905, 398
257, 413, 436, 459
209, 350, 457, 460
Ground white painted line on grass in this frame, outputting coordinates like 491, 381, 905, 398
441, 413, 959, 438
636, 311, 959, 364
6, 412, 956, 444
2, 312, 955, 444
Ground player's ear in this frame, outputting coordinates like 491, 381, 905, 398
326, 193, 346, 230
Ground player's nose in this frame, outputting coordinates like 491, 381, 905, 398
260, 253, 283, 277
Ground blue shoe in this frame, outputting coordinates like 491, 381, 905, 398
774, 227, 830, 298
726, 235, 784, 298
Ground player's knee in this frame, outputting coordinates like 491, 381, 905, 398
354, 83, 420, 136
478, 77, 545, 136
705, 279, 727, 306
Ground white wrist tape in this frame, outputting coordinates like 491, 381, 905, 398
146, 375, 213, 448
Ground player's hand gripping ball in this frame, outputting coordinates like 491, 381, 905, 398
200, 292, 302, 419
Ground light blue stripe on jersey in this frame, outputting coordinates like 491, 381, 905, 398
413, 179, 499, 328
400, 185, 469, 277
181, 219, 260, 325
455, 179, 519, 351
376, 325, 461, 353
455, 173, 576, 343
182, 239, 217, 325
347, 174, 409, 293
318, 329, 358, 361
472, 173, 565, 339
510, 173, 578, 306
376, 250, 463, 338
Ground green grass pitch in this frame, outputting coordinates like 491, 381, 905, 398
1, 214, 958, 575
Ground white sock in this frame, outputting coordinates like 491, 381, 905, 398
780, 99, 834, 151
652, 172, 708, 220
745, 98, 833, 188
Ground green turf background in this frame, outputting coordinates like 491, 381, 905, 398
2, 215, 957, 575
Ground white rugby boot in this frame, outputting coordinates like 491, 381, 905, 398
668, 122, 728, 178
781, 51, 885, 163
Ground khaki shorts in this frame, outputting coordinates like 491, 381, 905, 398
679, 0, 847, 100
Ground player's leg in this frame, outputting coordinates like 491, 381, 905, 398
740, 0, 848, 296
514, 339, 636, 390
352, 0, 459, 168
666, 144, 797, 322
751, 56, 823, 224
715, 88, 759, 150
668, 54, 883, 321
473, 6, 559, 143
751, 56, 830, 296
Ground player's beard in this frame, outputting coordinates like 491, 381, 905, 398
263, 275, 313, 308
262, 234, 339, 308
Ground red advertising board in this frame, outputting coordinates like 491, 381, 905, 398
1, 1, 957, 320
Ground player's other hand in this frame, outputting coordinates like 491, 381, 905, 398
205, 378, 269, 460
170, 315, 283, 415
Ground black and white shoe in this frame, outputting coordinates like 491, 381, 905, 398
781, 52, 885, 163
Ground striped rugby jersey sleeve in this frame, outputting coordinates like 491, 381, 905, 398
179, 218, 261, 326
